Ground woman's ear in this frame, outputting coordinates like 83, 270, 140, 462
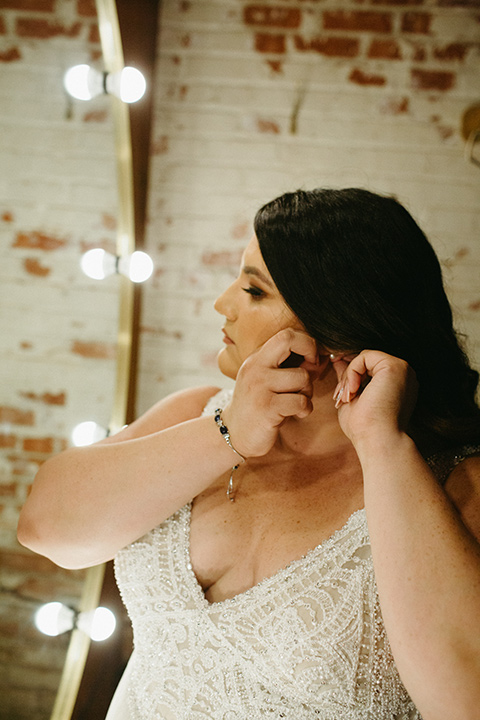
328, 352, 359, 382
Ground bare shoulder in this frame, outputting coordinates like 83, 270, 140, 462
445, 454, 480, 542
102, 385, 223, 444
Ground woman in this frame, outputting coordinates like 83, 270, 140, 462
18, 188, 480, 719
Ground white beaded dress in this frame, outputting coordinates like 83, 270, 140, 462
106, 389, 479, 720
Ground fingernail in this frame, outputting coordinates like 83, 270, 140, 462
334, 385, 344, 409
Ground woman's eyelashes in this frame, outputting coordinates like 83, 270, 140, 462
242, 285, 265, 299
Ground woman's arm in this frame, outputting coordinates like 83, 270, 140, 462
334, 352, 480, 720
18, 328, 320, 571
17, 385, 242, 569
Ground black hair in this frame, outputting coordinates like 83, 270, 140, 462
254, 187, 480, 451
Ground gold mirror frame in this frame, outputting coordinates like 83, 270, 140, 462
49, 1, 135, 717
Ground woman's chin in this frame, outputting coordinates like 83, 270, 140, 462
216, 347, 239, 380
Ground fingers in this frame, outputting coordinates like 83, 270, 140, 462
260, 328, 319, 368
331, 350, 416, 411
333, 352, 378, 405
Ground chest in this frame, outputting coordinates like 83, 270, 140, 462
189, 457, 364, 603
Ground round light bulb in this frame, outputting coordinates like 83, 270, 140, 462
80, 248, 116, 280
72, 421, 107, 447
64, 64, 103, 101
119, 67, 146, 103
126, 251, 154, 283
35, 602, 75, 637
78, 606, 116, 641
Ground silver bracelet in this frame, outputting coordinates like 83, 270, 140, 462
214, 408, 245, 502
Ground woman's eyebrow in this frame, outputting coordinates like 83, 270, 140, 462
242, 265, 274, 287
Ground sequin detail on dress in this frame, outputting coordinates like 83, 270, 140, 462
113, 390, 479, 720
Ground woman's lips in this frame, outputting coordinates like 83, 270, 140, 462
222, 329, 234, 344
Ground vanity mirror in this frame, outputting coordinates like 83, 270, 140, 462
0, 1, 158, 718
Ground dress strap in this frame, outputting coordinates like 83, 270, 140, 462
426, 443, 480, 485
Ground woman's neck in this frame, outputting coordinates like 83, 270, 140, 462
275, 367, 350, 457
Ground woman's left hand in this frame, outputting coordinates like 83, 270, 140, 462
330, 350, 418, 447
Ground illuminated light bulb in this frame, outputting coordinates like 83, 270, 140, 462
119, 250, 154, 283
80, 248, 153, 283
65, 64, 146, 104
106, 67, 146, 104
35, 602, 75, 637
64, 64, 103, 101
72, 421, 107, 447
78, 607, 116, 641
80, 248, 116, 280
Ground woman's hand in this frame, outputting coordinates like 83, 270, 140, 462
222, 329, 325, 458
330, 350, 418, 448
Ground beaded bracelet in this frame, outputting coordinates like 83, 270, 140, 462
214, 408, 245, 502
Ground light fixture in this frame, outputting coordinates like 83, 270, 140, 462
72, 421, 108, 447
64, 64, 146, 104
80, 248, 154, 283
35, 602, 116, 641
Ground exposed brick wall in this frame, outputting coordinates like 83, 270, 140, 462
0, 1, 120, 717
1, 0, 480, 716
138, 0, 480, 413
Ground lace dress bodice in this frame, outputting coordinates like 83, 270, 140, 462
114, 502, 418, 720
110, 390, 479, 719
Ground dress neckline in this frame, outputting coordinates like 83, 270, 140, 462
183, 502, 368, 610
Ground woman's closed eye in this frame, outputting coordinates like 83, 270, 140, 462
242, 285, 265, 299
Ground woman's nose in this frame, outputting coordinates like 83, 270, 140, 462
214, 282, 236, 319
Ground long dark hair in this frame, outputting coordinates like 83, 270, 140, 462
254, 187, 480, 450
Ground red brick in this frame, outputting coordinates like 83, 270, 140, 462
102, 213, 116, 230
294, 35, 360, 58
16, 17, 82, 39
244, 5, 301, 29
256, 118, 280, 133
0, 434, 16, 448
411, 44, 427, 62
255, 32, 286, 53
13, 230, 66, 251
0, 406, 34, 426
202, 250, 243, 266
88, 23, 100, 44
83, 109, 109, 122
323, 10, 392, 33
77, 0, 97, 17
23, 257, 50, 277
368, 38, 402, 59
23, 437, 54, 454
379, 96, 410, 114
434, 43, 470, 61
2, 211, 13, 221
20, 391, 66, 406
402, 11, 431, 33
0, 15, 5, 34
349, 68, 386, 86
0, 482, 16, 497
152, 135, 169, 155
0, 0, 55, 9
267, 59, 283, 73
0, 47, 21, 62
71, 340, 116, 359
411, 68, 455, 90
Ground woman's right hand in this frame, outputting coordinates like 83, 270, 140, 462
221, 328, 323, 457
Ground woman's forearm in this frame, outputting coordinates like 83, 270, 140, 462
18, 414, 240, 569
356, 431, 480, 719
